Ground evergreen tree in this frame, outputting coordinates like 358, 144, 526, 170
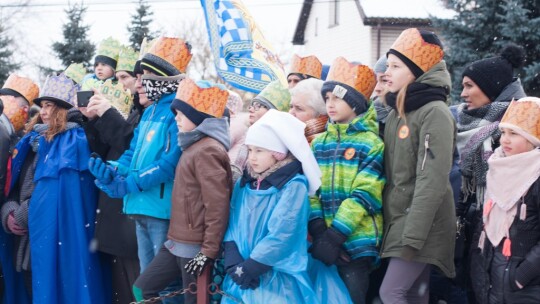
127, 0, 155, 50
52, 3, 95, 68
435, 0, 540, 99
0, 25, 20, 85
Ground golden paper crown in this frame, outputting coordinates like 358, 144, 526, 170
64, 63, 86, 84
139, 37, 156, 59
390, 28, 444, 73
146, 37, 192, 74
117, 46, 138, 72
326, 57, 376, 100
96, 37, 122, 62
98, 80, 134, 119
176, 78, 229, 118
0, 74, 39, 105
500, 97, 540, 145
289, 54, 323, 79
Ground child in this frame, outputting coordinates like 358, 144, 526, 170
477, 97, 540, 303
132, 78, 232, 304
308, 56, 384, 303
379, 28, 456, 303
81, 37, 121, 89
221, 109, 322, 303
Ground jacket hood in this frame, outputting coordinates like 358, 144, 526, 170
416, 60, 452, 105
195, 117, 230, 150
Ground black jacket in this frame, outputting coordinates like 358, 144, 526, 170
472, 178, 540, 304
83, 106, 142, 258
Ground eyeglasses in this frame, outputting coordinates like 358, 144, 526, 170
249, 101, 268, 111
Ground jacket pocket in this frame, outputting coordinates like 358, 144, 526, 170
421, 133, 434, 171
184, 194, 193, 230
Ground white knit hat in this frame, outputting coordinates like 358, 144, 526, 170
245, 109, 322, 194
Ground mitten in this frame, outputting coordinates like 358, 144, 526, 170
88, 155, 114, 184
95, 173, 140, 199
227, 258, 271, 290
223, 241, 244, 271
309, 227, 348, 266
185, 252, 214, 276
308, 218, 327, 240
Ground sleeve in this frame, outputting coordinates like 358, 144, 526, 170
0, 126, 11, 201
133, 119, 181, 190
93, 108, 137, 153
196, 147, 232, 259
82, 118, 110, 158
309, 138, 324, 221
331, 138, 385, 236
402, 106, 455, 250
114, 119, 140, 174
249, 180, 310, 271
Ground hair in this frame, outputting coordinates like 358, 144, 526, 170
289, 78, 326, 116
25, 102, 68, 141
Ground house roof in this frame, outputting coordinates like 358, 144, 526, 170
292, 0, 454, 45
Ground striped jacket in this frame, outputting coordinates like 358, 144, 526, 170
310, 105, 385, 261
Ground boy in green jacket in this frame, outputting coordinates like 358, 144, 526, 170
309, 56, 385, 304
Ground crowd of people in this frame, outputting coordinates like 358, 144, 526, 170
0, 26, 538, 304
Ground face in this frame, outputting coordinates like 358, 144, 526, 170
135, 74, 151, 108
325, 92, 356, 124
175, 110, 197, 132
373, 72, 387, 97
287, 74, 302, 89
289, 93, 317, 122
500, 127, 535, 157
461, 76, 491, 110
248, 100, 269, 125
385, 54, 416, 93
247, 145, 277, 173
116, 71, 137, 93
39, 100, 57, 125
94, 62, 115, 80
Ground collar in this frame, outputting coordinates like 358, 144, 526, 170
240, 158, 302, 191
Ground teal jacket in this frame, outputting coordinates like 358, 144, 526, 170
116, 93, 182, 219
310, 105, 385, 261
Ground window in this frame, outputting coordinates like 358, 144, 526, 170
329, 0, 339, 27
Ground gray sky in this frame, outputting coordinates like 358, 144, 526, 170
2, 0, 302, 82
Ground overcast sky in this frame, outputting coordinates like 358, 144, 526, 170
1, 0, 303, 82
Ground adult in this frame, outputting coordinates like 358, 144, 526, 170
371, 55, 391, 138
289, 78, 328, 143
287, 54, 323, 89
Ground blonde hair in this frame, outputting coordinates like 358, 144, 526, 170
25, 103, 68, 141
382, 83, 410, 124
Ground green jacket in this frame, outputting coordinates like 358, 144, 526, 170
381, 61, 456, 278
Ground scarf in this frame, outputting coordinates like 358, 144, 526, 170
141, 74, 184, 102
482, 148, 540, 255
456, 101, 510, 205
384, 83, 447, 113
305, 115, 328, 144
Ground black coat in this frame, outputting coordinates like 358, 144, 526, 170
83, 106, 142, 258
472, 178, 540, 304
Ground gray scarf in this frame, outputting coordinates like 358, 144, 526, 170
177, 117, 230, 151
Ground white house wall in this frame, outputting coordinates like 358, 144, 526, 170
299, 0, 372, 66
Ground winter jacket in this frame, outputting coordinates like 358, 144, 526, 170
381, 61, 456, 278
472, 178, 540, 304
310, 105, 385, 262
115, 93, 182, 219
83, 106, 141, 258
167, 119, 232, 259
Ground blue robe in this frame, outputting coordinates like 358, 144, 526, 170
221, 175, 319, 304
11, 128, 107, 304
0, 232, 30, 304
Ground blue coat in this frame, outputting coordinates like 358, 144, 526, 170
13, 127, 107, 304
115, 93, 182, 219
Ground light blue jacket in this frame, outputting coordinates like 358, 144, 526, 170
116, 93, 181, 219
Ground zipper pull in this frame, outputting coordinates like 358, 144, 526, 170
425, 134, 434, 159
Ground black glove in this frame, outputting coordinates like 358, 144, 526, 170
185, 252, 213, 276
308, 218, 327, 240
223, 241, 244, 271
227, 258, 271, 290
309, 227, 348, 266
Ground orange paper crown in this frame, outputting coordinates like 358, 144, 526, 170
289, 54, 323, 79
326, 57, 376, 99
0, 74, 39, 105
147, 37, 192, 74
390, 28, 444, 73
176, 78, 229, 118
500, 97, 540, 145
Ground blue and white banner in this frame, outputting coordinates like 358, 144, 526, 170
200, 0, 286, 93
